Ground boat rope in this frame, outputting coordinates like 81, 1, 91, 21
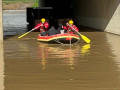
48, 33, 80, 45
54, 35, 80, 45
54, 39, 64, 44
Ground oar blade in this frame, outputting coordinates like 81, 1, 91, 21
81, 34, 91, 43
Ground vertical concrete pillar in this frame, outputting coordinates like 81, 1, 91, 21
0, 43, 4, 90
0, 0, 3, 42
0, 1, 4, 90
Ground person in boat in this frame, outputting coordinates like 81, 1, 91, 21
57, 24, 66, 34
47, 26, 59, 36
63, 20, 79, 34
34, 18, 49, 36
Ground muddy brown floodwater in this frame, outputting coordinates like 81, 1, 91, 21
2, 31, 120, 90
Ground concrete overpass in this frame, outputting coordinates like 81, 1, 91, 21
73, 0, 120, 35
30, 0, 120, 35
1, 0, 120, 42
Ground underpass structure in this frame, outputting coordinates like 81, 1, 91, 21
27, 0, 120, 35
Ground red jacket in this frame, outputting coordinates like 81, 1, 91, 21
63, 25, 79, 32
35, 22, 49, 31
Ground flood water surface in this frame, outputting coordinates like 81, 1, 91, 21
3, 32, 120, 90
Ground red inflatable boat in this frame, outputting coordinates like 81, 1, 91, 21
37, 33, 80, 44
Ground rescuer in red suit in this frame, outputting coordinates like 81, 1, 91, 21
34, 18, 49, 36
63, 20, 79, 34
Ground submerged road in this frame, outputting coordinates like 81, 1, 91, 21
1, 10, 120, 90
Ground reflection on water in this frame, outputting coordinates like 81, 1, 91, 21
37, 43, 90, 70
81, 44, 90, 56
3, 32, 120, 90
106, 33, 120, 71
106, 33, 120, 59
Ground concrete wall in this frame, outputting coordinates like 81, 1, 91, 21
73, 0, 120, 35
0, 1, 4, 90
0, 0, 3, 42
0, 42, 4, 90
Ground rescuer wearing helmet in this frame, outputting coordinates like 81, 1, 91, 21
34, 18, 49, 36
63, 20, 79, 34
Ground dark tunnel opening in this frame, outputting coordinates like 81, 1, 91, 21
27, 0, 75, 30
27, 0, 120, 33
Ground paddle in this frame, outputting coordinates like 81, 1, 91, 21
68, 24, 91, 43
18, 28, 35, 39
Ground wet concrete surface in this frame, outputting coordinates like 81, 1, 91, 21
2, 11, 120, 90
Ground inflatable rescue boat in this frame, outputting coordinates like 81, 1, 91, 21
37, 33, 80, 44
